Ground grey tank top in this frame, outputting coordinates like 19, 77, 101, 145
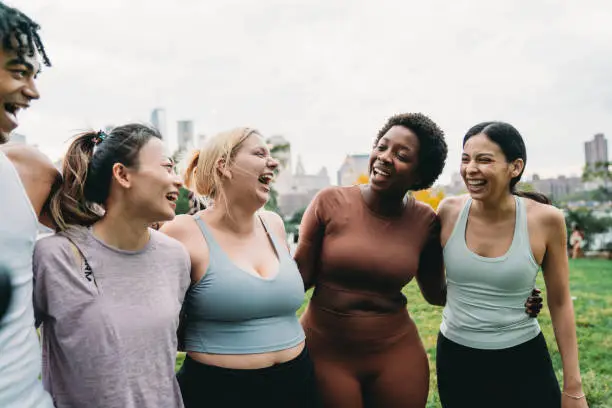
0, 151, 53, 408
440, 196, 541, 350
183, 214, 305, 354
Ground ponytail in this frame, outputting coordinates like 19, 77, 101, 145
183, 150, 200, 193
49, 131, 103, 231
513, 190, 551, 205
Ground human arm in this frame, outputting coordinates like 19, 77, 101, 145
416, 214, 446, 306
293, 191, 327, 290
3, 144, 61, 229
541, 209, 587, 406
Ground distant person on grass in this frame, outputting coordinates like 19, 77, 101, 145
0, 3, 57, 407
33, 124, 190, 408
570, 225, 585, 259
436, 121, 587, 407
161, 127, 320, 408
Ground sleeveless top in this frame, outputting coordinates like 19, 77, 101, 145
183, 214, 305, 354
440, 196, 541, 350
0, 151, 53, 407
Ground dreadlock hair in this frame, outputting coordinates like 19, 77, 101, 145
0, 2, 51, 66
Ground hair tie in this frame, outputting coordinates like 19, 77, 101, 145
92, 130, 107, 146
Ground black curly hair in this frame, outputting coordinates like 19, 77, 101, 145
375, 113, 447, 190
0, 2, 51, 67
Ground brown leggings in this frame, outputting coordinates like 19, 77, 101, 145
302, 306, 429, 408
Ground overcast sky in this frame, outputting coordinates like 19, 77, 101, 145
13, 0, 612, 184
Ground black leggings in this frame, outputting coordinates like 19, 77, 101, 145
436, 332, 561, 408
177, 347, 321, 408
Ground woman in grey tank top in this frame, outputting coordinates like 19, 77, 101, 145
436, 122, 587, 407
161, 127, 319, 408
33, 124, 191, 408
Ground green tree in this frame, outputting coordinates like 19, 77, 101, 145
582, 161, 612, 200
264, 138, 289, 215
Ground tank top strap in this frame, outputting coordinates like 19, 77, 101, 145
192, 214, 222, 253
256, 213, 283, 257
514, 195, 530, 248
455, 197, 473, 236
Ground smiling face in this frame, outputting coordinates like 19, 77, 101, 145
461, 133, 524, 201
368, 125, 421, 195
116, 137, 183, 223
222, 134, 279, 207
0, 35, 41, 143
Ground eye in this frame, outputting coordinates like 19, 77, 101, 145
11, 69, 27, 79
376, 144, 387, 151
461, 156, 470, 163
397, 154, 410, 162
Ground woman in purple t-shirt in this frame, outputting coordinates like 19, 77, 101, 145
33, 124, 191, 408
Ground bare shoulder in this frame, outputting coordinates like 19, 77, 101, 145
437, 194, 469, 219
524, 198, 565, 230
159, 214, 199, 243
260, 210, 286, 236
2, 144, 58, 177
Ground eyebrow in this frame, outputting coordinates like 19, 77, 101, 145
6, 57, 40, 76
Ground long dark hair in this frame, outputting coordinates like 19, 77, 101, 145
49, 124, 162, 231
463, 122, 550, 205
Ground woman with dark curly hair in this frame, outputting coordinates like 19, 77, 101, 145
295, 113, 449, 407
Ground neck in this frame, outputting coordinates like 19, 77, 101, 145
93, 205, 151, 251
471, 193, 516, 221
361, 184, 407, 217
208, 198, 258, 235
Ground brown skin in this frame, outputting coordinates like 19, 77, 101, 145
0, 37, 41, 143
439, 133, 586, 406
360, 124, 447, 305
0, 38, 59, 228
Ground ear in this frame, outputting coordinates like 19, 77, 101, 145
510, 158, 524, 178
112, 163, 132, 189
216, 157, 232, 179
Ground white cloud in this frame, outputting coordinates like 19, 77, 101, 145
11, 0, 612, 183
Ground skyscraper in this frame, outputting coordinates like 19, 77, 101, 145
585, 133, 608, 169
177, 120, 194, 152
150, 108, 169, 151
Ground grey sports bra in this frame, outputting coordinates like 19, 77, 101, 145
182, 214, 306, 354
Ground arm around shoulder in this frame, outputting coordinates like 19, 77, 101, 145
541, 206, 586, 400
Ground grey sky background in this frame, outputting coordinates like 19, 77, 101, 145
14, 0, 612, 184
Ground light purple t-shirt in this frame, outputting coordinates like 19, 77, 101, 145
33, 226, 191, 408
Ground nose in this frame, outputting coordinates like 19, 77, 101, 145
171, 172, 183, 189
268, 157, 279, 170
23, 77, 40, 100
377, 150, 392, 164
465, 159, 479, 175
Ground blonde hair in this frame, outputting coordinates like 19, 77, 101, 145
184, 127, 260, 202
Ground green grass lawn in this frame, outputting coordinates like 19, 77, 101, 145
176, 259, 612, 407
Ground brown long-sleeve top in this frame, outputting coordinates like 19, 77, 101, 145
294, 185, 445, 314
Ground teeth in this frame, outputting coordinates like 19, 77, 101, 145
166, 193, 178, 201
467, 180, 486, 186
258, 175, 273, 184
373, 168, 390, 177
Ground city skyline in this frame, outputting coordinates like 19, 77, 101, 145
12, 1, 612, 185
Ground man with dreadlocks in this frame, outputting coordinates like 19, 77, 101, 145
0, 2, 57, 407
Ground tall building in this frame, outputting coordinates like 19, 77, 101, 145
337, 154, 370, 186
151, 108, 166, 135
150, 108, 170, 151
585, 133, 608, 169
177, 120, 194, 152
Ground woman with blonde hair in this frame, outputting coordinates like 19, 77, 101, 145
161, 127, 319, 408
